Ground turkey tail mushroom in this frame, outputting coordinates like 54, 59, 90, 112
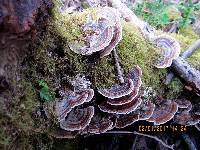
98, 97, 142, 114
115, 114, 139, 128
147, 100, 178, 125
107, 65, 142, 105
55, 89, 94, 121
69, 7, 122, 57
82, 115, 114, 134
174, 110, 200, 126
98, 78, 134, 99
153, 34, 180, 68
60, 106, 94, 131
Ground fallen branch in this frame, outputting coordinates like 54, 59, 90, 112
131, 135, 138, 149
181, 39, 200, 59
108, 0, 200, 92
165, 39, 200, 84
171, 57, 200, 91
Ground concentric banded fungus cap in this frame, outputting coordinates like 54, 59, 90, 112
82, 115, 114, 134
69, 7, 122, 57
147, 100, 178, 125
98, 97, 142, 114
49, 127, 78, 139
115, 113, 139, 128
55, 90, 92, 121
60, 106, 94, 131
98, 78, 134, 99
98, 7, 122, 58
175, 99, 192, 109
174, 110, 200, 126
153, 34, 180, 68
80, 19, 114, 55
138, 101, 156, 120
107, 66, 142, 105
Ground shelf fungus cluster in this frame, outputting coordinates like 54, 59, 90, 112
173, 99, 200, 126
98, 65, 142, 114
97, 66, 156, 128
44, 1, 200, 139
45, 70, 197, 138
69, 7, 122, 57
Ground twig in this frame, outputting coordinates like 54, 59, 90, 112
181, 39, 200, 59
96, 131, 174, 150
133, 131, 174, 150
131, 135, 138, 150
171, 57, 200, 91
165, 39, 200, 85
181, 133, 197, 150
195, 123, 200, 131
112, 48, 124, 84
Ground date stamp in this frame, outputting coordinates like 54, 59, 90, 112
138, 125, 187, 132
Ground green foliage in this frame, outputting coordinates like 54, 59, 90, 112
133, 0, 200, 29
38, 80, 53, 102
177, 0, 194, 28
134, 0, 171, 28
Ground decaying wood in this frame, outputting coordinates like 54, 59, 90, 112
181, 39, 200, 59
171, 57, 200, 91
165, 39, 200, 86
108, 0, 200, 92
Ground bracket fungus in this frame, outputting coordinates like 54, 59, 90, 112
82, 115, 114, 134
98, 78, 134, 99
138, 101, 156, 120
60, 106, 94, 131
69, 7, 122, 57
147, 100, 178, 125
98, 97, 142, 114
115, 113, 139, 128
175, 99, 192, 109
98, 65, 143, 114
115, 101, 155, 128
45, 74, 94, 122
153, 34, 180, 68
174, 110, 200, 126
55, 89, 93, 121
107, 65, 142, 105
49, 127, 79, 139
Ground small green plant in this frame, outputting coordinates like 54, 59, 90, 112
177, 0, 199, 29
38, 80, 53, 102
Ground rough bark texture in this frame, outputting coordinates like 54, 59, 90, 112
181, 39, 200, 59
171, 57, 200, 92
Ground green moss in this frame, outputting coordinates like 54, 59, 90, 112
51, 0, 98, 45
166, 77, 183, 99
11, 79, 38, 132
118, 22, 166, 90
31, 6, 200, 103
171, 27, 200, 70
